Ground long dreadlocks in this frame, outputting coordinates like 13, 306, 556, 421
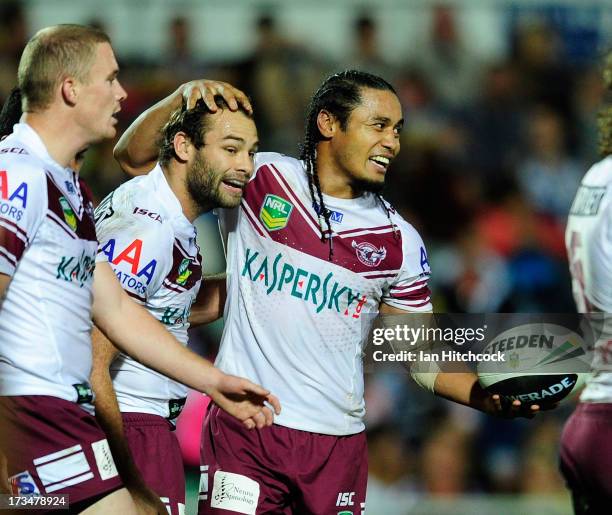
0, 87, 23, 139
299, 70, 398, 260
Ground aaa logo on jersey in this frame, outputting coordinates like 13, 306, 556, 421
351, 240, 386, 267
177, 258, 193, 286
259, 194, 293, 231
59, 196, 77, 231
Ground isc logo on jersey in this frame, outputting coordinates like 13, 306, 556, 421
99, 238, 157, 296
9, 471, 41, 496
0, 169, 28, 222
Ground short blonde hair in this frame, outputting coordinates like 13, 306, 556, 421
17, 24, 110, 112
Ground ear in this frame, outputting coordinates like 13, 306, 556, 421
316, 109, 337, 139
60, 77, 78, 107
173, 132, 193, 162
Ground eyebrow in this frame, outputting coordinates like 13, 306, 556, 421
372, 116, 404, 129
223, 135, 259, 149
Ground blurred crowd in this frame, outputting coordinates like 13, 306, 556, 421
2, 1, 606, 510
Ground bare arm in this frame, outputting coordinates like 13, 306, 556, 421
90, 327, 167, 514
0, 273, 10, 307
92, 262, 280, 429
190, 274, 227, 326
114, 80, 252, 176
378, 303, 538, 418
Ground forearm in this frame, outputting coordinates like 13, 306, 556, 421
92, 263, 222, 395
90, 328, 147, 490
0, 273, 10, 308
95, 294, 221, 394
190, 274, 227, 326
113, 86, 182, 174
433, 372, 490, 412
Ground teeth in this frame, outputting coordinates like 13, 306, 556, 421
371, 156, 390, 166
225, 180, 243, 188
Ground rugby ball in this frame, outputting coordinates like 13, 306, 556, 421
476, 323, 591, 408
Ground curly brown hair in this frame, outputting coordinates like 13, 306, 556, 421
598, 52, 612, 157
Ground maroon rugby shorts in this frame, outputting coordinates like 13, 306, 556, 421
560, 402, 612, 512
0, 395, 123, 513
198, 404, 367, 515
122, 412, 186, 515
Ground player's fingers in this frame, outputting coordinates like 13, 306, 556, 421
491, 394, 502, 412
227, 86, 251, 113
183, 85, 197, 110
236, 91, 252, 114
252, 411, 267, 430
215, 83, 239, 111
199, 84, 217, 112
261, 406, 275, 426
242, 379, 271, 398
243, 418, 256, 430
266, 394, 281, 415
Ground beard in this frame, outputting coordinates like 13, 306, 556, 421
186, 153, 242, 213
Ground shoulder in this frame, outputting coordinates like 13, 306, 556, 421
0, 142, 47, 187
96, 178, 172, 250
582, 156, 612, 186
96, 175, 156, 226
382, 203, 430, 275
254, 152, 304, 178
0, 147, 47, 215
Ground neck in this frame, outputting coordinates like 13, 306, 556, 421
315, 144, 361, 199
161, 163, 208, 222
23, 110, 90, 169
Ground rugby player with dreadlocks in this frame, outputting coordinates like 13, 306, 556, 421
115, 70, 541, 514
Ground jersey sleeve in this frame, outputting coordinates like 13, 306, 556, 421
95, 191, 172, 302
382, 221, 432, 312
0, 165, 46, 276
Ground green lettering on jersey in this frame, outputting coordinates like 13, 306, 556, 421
241, 247, 368, 318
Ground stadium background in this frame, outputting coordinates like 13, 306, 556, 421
2, 0, 611, 513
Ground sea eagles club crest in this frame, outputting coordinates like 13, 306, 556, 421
352, 240, 387, 267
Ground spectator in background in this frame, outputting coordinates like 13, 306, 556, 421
232, 14, 323, 153
420, 421, 472, 496
414, 4, 482, 110
347, 15, 394, 81
0, 1, 27, 101
366, 424, 418, 512
517, 105, 583, 222
466, 62, 524, 174
512, 22, 575, 122
163, 16, 205, 83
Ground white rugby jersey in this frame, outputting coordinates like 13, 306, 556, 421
216, 153, 432, 435
0, 124, 98, 409
566, 156, 612, 402
95, 165, 202, 420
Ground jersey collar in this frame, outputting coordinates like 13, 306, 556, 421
150, 164, 196, 238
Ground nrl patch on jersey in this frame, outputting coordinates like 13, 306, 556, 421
259, 194, 293, 231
